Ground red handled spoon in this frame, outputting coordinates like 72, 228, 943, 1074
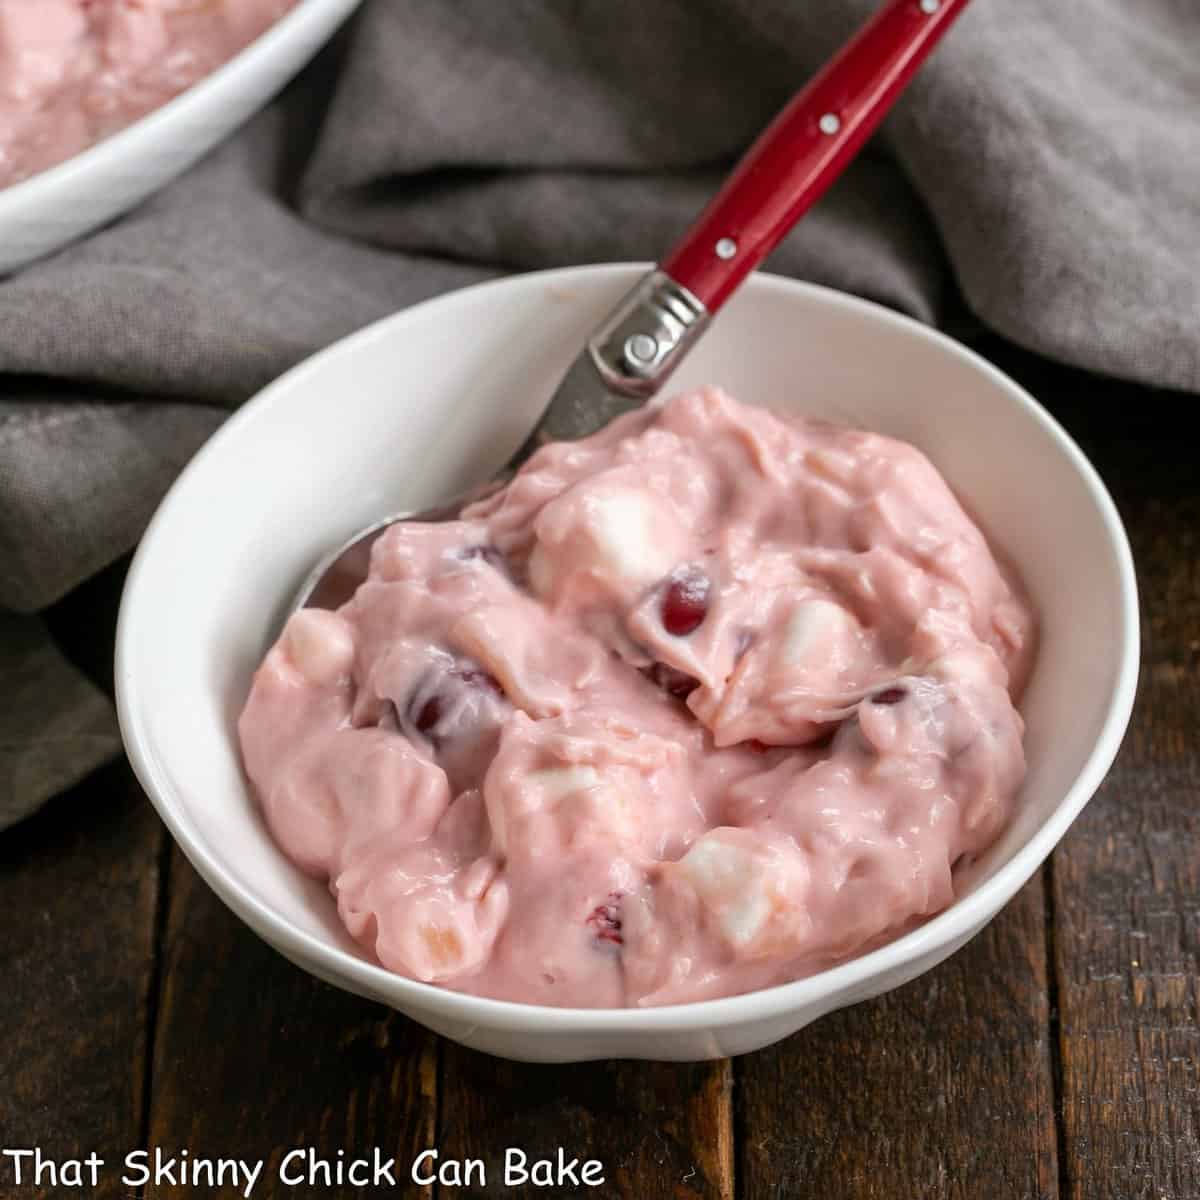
294, 0, 972, 614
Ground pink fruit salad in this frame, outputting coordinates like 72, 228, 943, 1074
0, 0, 297, 188
239, 387, 1036, 1008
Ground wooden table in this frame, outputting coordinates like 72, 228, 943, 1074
2, 339, 1195, 1199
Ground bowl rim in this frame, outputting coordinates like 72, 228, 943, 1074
0, 0, 360, 218
115, 262, 1140, 1032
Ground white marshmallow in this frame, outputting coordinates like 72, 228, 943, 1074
526, 765, 601, 803
533, 487, 684, 598
582, 490, 677, 584
679, 836, 772, 947
496, 768, 645, 855
780, 599, 852, 665
282, 609, 355, 686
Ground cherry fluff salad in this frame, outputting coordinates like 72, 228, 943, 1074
0, 0, 297, 188
239, 388, 1036, 1008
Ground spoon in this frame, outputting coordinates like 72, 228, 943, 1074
293, 0, 972, 616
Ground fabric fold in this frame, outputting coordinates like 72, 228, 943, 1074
0, 612, 122, 831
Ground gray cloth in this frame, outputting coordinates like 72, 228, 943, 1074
1, 0, 1196, 828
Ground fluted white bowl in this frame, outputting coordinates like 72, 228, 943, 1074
116, 264, 1138, 1062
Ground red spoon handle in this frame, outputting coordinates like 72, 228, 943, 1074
661, 0, 971, 313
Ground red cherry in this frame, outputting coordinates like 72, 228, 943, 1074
661, 568, 711, 636
643, 662, 699, 700
586, 892, 624, 946
400, 657, 510, 792
414, 696, 442, 733
405, 661, 503, 743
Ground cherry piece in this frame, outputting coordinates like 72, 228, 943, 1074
413, 695, 443, 734
586, 892, 624, 946
404, 660, 503, 742
644, 662, 700, 700
400, 656, 510, 793
661, 567, 711, 637
871, 687, 907, 706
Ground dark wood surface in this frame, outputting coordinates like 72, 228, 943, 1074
1, 340, 1195, 1199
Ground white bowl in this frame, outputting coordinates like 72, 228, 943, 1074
115, 264, 1139, 1062
0, 0, 361, 274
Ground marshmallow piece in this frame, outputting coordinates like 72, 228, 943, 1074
566, 783, 637, 839
581, 489, 677, 584
550, 780, 641, 855
679, 835, 772, 948
337, 843, 510, 985
531, 485, 687, 599
780, 599, 852, 665
386, 879, 510, 983
526, 765, 601, 802
281, 609, 356, 686
488, 761, 649, 855
488, 764, 600, 852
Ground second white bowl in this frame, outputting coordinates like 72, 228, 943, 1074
0, 0, 362, 274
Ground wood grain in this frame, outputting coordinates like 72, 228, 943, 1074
1039, 363, 1200, 1200
0, 762, 163, 1200
736, 874, 1058, 1199
144, 848, 438, 1199
437, 1044, 733, 1198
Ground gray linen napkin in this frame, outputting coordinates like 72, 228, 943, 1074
1, 0, 1197, 829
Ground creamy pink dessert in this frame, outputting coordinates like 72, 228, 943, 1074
239, 388, 1035, 1008
0, 0, 296, 188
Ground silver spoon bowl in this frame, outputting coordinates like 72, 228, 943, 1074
287, 273, 706, 620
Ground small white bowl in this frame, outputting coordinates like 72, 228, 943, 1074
0, 0, 361, 274
116, 264, 1138, 1062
